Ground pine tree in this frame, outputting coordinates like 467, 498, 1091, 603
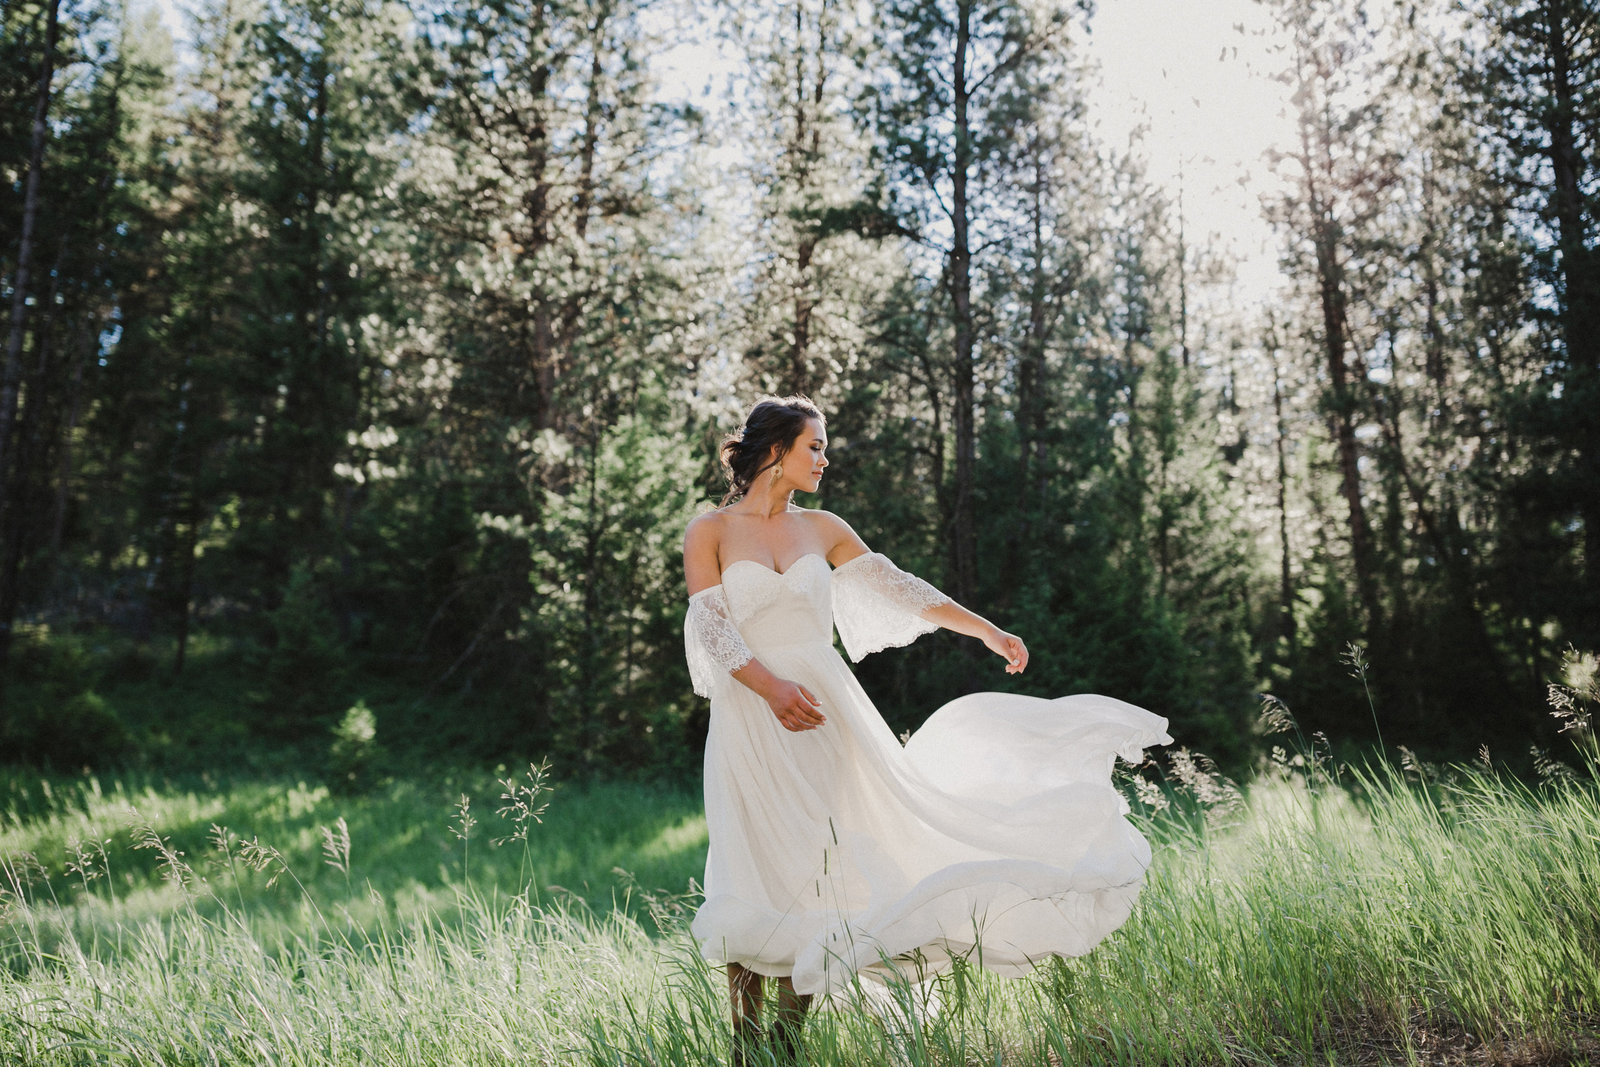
1461, 0, 1600, 648
721, 0, 897, 399
1263, 0, 1395, 639
0, 0, 63, 684
866, 0, 1084, 606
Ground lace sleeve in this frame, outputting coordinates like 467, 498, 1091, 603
684, 584, 755, 698
831, 551, 953, 662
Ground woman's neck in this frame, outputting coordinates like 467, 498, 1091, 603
732, 486, 795, 519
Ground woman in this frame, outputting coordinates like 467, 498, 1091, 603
683, 395, 1170, 1063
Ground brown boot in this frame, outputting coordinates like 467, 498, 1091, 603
730, 1022, 763, 1067
728, 964, 765, 1067
771, 981, 812, 1065
770, 1017, 803, 1065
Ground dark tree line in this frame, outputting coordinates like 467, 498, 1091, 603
1, 0, 1594, 774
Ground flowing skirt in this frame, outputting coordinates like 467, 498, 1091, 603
691, 637, 1172, 997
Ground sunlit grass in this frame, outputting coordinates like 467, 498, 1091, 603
2, 705, 1597, 1065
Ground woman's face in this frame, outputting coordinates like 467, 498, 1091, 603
783, 417, 828, 492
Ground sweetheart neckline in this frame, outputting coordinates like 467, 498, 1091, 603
720, 552, 829, 580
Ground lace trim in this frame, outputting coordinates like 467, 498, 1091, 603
684, 584, 755, 698
831, 552, 952, 662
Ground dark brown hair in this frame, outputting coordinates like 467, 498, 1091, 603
719, 395, 825, 506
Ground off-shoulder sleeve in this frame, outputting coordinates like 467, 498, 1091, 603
684, 584, 755, 698
831, 551, 953, 662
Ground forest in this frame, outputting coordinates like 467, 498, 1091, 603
1, 0, 1596, 778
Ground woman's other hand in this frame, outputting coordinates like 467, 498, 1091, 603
762, 679, 827, 732
984, 627, 1029, 675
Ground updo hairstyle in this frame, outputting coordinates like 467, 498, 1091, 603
719, 395, 825, 506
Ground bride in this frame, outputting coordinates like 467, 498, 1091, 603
682, 395, 1171, 1063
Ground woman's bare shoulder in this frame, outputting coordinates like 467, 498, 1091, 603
684, 509, 728, 548
683, 511, 728, 594
800, 508, 853, 532
802, 509, 870, 561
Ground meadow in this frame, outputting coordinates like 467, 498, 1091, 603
2, 702, 1597, 1066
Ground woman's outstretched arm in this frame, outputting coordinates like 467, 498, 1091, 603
921, 599, 1029, 675
816, 510, 1028, 675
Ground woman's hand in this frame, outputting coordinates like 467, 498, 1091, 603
984, 627, 1029, 675
761, 678, 827, 732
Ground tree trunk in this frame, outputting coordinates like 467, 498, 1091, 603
172, 485, 200, 675
266, 44, 334, 599
1316, 223, 1382, 633
1176, 163, 1190, 369
1297, 71, 1382, 634
48, 51, 122, 588
48, 310, 91, 580
947, 0, 978, 607
1543, 0, 1600, 633
0, 0, 62, 691
574, 6, 607, 242
521, 5, 558, 430
1017, 150, 1049, 536
1268, 341, 1296, 651
785, 1, 818, 396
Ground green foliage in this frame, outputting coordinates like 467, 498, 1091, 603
528, 414, 706, 774
1, 628, 129, 769
5, 0, 1600, 776
250, 565, 351, 735
6, 689, 128, 771
327, 700, 385, 794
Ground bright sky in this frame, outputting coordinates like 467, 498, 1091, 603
1082, 0, 1295, 304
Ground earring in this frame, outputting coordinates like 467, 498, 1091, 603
771, 462, 783, 482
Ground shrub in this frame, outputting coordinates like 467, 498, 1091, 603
3, 628, 129, 769
252, 565, 352, 736
327, 701, 385, 793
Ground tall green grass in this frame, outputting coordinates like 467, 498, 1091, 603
2, 699, 1597, 1065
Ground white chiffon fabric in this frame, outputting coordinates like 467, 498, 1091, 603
687, 551, 1171, 999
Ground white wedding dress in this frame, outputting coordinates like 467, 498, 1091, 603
685, 551, 1171, 998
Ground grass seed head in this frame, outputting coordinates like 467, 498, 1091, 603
238, 836, 288, 888
1548, 647, 1596, 737
1255, 694, 1295, 736
1168, 749, 1243, 814
321, 817, 352, 875
494, 759, 553, 847
128, 812, 197, 892
1529, 745, 1575, 783
1131, 775, 1170, 813
1341, 642, 1370, 678
452, 794, 476, 842
65, 837, 108, 885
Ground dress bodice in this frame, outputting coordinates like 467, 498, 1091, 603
721, 552, 835, 655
